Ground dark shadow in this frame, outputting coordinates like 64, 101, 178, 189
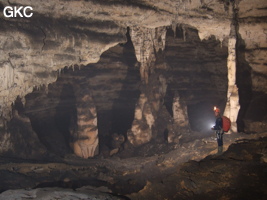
110, 27, 140, 137
187, 101, 225, 132
23, 82, 76, 156
244, 92, 267, 121
164, 86, 174, 117
164, 25, 228, 132
235, 17, 253, 132
55, 83, 76, 154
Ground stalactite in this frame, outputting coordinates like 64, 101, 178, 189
130, 26, 167, 85
182, 26, 186, 42
172, 21, 177, 38
128, 27, 169, 146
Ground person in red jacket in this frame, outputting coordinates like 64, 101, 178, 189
211, 107, 224, 154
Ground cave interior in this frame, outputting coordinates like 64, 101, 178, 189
0, 0, 267, 199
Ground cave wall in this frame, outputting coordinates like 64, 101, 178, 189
236, 0, 267, 132
0, 0, 234, 121
15, 36, 140, 157
0, 0, 267, 157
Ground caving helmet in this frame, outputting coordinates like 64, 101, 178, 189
214, 106, 220, 113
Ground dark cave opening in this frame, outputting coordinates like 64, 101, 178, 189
11, 24, 232, 158
109, 27, 140, 137
236, 33, 253, 132
21, 29, 140, 157
163, 25, 228, 132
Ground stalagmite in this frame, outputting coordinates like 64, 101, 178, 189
172, 92, 189, 128
128, 93, 153, 146
128, 73, 168, 146
159, 75, 167, 98
143, 103, 155, 129
70, 88, 99, 158
167, 92, 189, 143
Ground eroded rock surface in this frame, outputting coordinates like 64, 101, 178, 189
0, 0, 267, 199
0, 133, 266, 199
0, 0, 266, 129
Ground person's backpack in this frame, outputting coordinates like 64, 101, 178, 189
222, 116, 231, 132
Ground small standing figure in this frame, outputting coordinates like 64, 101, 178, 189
211, 107, 224, 155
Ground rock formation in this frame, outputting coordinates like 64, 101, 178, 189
0, 0, 266, 199
0, 0, 266, 160
223, 3, 240, 132
0, 109, 47, 159
70, 85, 99, 159
172, 92, 189, 129
0, 0, 267, 136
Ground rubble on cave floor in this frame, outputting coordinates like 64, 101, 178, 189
128, 136, 267, 200
0, 132, 266, 200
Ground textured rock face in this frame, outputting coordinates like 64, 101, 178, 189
0, 110, 47, 158
0, 0, 233, 121
0, 0, 127, 121
172, 92, 189, 129
70, 85, 99, 159
128, 137, 267, 200
0, 0, 267, 156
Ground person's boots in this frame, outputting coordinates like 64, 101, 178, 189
217, 146, 223, 155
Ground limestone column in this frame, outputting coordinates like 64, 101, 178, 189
127, 27, 167, 146
127, 75, 168, 146
70, 86, 98, 158
172, 92, 189, 128
224, 2, 240, 133
127, 93, 153, 146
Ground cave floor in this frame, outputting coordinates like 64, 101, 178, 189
0, 131, 267, 200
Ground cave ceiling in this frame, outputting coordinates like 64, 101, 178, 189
0, 0, 266, 121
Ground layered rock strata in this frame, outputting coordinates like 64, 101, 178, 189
0, 0, 235, 122
70, 85, 98, 159
0, 0, 266, 153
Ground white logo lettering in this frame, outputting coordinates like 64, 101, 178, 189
3, 6, 13, 18
13, 6, 23, 17
23, 6, 33, 18
3, 6, 33, 18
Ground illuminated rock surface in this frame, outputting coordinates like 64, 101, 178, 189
0, 0, 267, 199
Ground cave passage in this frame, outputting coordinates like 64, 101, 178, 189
18, 24, 230, 158
163, 25, 228, 132
23, 29, 140, 157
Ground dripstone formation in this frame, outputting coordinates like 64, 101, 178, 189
70, 84, 99, 158
0, 3, 266, 198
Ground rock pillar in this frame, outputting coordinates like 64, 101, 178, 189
70, 86, 98, 158
167, 92, 189, 143
172, 92, 189, 128
224, 2, 240, 133
127, 27, 167, 146
127, 74, 167, 146
127, 93, 154, 146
